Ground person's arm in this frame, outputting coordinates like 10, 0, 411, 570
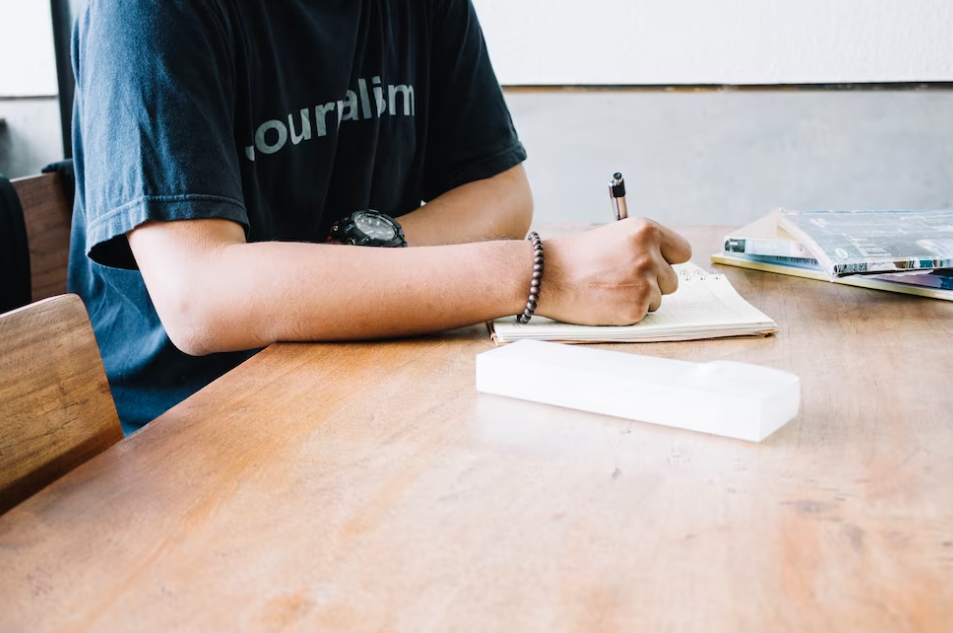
127, 216, 691, 356
406, 0, 532, 246
128, 218, 529, 355
399, 164, 533, 246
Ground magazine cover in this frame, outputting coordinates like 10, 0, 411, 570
777, 209, 953, 277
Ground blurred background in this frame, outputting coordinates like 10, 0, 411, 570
1, 0, 951, 226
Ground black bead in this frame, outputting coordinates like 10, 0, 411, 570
517, 232, 544, 324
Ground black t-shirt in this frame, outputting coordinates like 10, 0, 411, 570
68, 0, 527, 433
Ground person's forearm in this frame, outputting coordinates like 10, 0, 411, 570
148, 235, 533, 355
398, 164, 533, 246
131, 214, 695, 356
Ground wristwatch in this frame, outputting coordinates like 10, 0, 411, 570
327, 210, 407, 247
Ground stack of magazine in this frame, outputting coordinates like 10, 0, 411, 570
711, 209, 953, 301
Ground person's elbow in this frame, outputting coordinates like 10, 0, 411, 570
153, 272, 264, 357
127, 218, 249, 357
158, 291, 222, 357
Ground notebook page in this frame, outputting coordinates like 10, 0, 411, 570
491, 264, 776, 342
631, 276, 772, 330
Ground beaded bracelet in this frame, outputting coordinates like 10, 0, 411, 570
517, 231, 543, 324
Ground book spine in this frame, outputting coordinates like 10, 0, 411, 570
724, 237, 811, 258
711, 253, 832, 281
745, 255, 820, 268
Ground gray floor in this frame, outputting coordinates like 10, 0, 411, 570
506, 90, 953, 228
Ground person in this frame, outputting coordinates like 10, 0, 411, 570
69, 0, 692, 435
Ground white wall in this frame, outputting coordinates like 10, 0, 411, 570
508, 91, 953, 227
0, 1, 62, 177
474, 0, 953, 85
0, 0, 58, 97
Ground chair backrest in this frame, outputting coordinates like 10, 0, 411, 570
12, 170, 73, 302
0, 294, 123, 514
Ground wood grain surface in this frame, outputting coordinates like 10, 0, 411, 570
0, 227, 951, 632
0, 295, 122, 515
12, 173, 72, 301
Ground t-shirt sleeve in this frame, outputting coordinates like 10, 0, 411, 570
423, 0, 528, 200
74, 0, 248, 269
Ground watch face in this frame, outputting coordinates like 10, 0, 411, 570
354, 212, 397, 241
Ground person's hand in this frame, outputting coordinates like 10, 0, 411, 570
536, 218, 692, 325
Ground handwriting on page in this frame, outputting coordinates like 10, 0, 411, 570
638, 279, 751, 328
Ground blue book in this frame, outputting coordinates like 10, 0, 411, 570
777, 208, 953, 277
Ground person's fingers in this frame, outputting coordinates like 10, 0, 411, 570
656, 224, 693, 265
657, 262, 680, 296
645, 278, 663, 313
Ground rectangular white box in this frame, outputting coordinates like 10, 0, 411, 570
475, 340, 800, 442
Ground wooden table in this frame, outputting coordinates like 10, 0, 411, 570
2, 227, 952, 632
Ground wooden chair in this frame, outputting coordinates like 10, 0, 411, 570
12, 168, 74, 302
0, 294, 123, 514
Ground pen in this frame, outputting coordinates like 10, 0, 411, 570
608, 172, 628, 221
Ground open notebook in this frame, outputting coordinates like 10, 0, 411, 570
489, 263, 777, 344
